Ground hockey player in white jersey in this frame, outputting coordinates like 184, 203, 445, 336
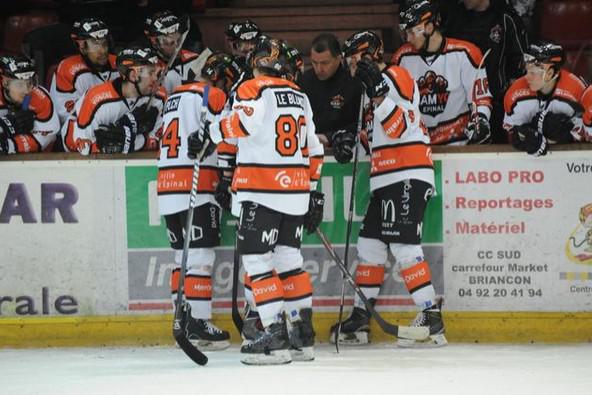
392, 0, 493, 145
329, 31, 446, 348
50, 17, 118, 126
70, 46, 164, 154
188, 38, 325, 365
158, 56, 234, 351
0, 55, 60, 154
144, 10, 200, 94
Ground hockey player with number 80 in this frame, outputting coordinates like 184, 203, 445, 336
188, 38, 324, 365
329, 30, 446, 348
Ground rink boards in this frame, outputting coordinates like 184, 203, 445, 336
1, 148, 592, 346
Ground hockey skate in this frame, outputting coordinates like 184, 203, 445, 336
240, 318, 292, 365
329, 306, 371, 345
288, 308, 315, 362
241, 305, 264, 347
183, 306, 231, 351
397, 297, 447, 348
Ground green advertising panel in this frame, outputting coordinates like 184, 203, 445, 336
126, 161, 443, 249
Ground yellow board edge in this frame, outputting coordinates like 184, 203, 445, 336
1, 312, 591, 348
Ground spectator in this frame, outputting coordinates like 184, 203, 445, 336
504, 41, 587, 156
0, 56, 60, 155
443, 0, 529, 143
299, 33, 363, 149
50, 18, 118, 127
392, 0, 493, 145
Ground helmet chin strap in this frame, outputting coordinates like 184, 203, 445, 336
420, 29, 435, 56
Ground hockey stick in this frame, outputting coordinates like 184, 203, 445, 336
231, 231, 243, 333
334, 94, 365, 352
316, 229, 430, 340
172, 85, 211, 366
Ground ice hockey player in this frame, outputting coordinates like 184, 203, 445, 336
224, 20, 261, 63
187, 38, 324, 365
157, 53, 235, 351
580, 85, 592, 142
70, 46, 164, 154
329, 30, 446, 348
392, 0, 493, 145
504, 41, 587, 155
144, 10, 199, 94
0, 55, 60, 154
49, 17, 117, 126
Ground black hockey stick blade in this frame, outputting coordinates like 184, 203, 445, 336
231, 245, 244, 333
173, 317, 208, 366
316, 229, 429, 340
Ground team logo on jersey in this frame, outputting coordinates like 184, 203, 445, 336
490, 24, 502, 44
417, 70, 449, 117
330, 94, 344, 110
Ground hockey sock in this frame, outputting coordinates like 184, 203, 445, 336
353, 263, 385, 309
250, 272, 284, 327
184, 274, 213, 319
400, 260, 437, 309
278, 268, 313, 322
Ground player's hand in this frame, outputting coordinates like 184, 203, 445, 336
215, 173, 233, 211
355, 58, 389, 99
0, 110, 35, 135
187, 122, 215, 159
534, 110, 574, 144
303, 191, 325, 234
331, 128, 356, 164
0, 130, 9, 154
511, 125, 547, 157
464, 112, 491, 144
95, 122, 136, 154
131, 104, 159, 135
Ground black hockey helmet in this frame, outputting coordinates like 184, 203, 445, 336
71, 17, 110, 41
283, 43, 303, 81
144, 10, 183, 38
116, 46, 159, 80
342, 31, 384, 62
0, 55, 36, 81
399, 0, 437, 31
250, 37, 290, 76
524, 41, 565, 70
224, 20, 261, 41
201, 52, 244, 93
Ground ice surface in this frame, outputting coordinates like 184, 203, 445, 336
2, 343, 591, 395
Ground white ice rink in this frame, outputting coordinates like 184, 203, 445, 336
2, 343, 591, 395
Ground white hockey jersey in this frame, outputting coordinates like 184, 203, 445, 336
160, 50, 201, 95
208, 76, 324, 216
369, 65, 434, 192
503, 69, 586, 141
65, 78, 165, 154
0, 86, 60, 153
157, 81, 227, 215
49, 54, 118, 125
391, 38, 493, 145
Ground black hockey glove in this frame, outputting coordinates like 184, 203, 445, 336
131, 104, 159, 135
511, 124, 548, 157
464, 112, 491, 144
95, 121, 137, 154
355, 58, 389, 99
0, 130, 9, 154
0, 109, 35, 136
303, 191, 325, 234
187, 122, 216, 159
215, 172, 233, 211
534, 110, 575, 144
331, 128, 356, 164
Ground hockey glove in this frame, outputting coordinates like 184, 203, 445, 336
464, 112, 491, 144
215, 172, 233, 211
511, 125, 548, 157
534, 110, 575, 144
355, 58, 389, 99
0, 110, 35, 136
131, 104, 159, 135
187, 122, 216, 159
0, 130, 9, 154
331, 128, 356, 164
95, 121, 137, 154
303, 191, 325, 234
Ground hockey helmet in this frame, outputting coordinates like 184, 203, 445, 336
116, 46, 159, 80
250, 37, 290, 76
0, 55, 36, 82
71, 17, 110, 42
523, 41, 565, 69
399, 0, 437, 31
201, 52, 244, 93
283, 43, 304, 81
342, 31, 384, 62
144, 10, 183, 38
224, 20, 261, 42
